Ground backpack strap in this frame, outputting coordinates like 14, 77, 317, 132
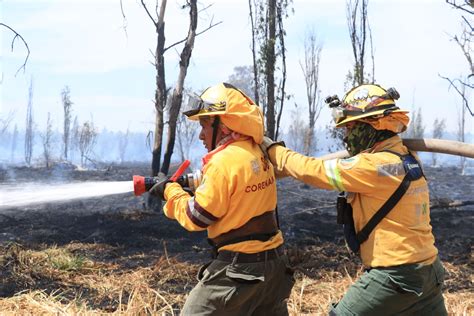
356, 150, 424, 245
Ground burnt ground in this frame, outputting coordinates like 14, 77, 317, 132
0, 163, 472, 298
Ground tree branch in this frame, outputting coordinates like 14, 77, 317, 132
164, 20, 222, 52
445, 0, 474, 15
0, 23, 30, 76
119, 0, 128, 38
439, 74, 474, 116
140, 0, 158, 27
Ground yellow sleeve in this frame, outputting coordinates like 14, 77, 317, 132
269, 146, 384, 194
162, 164, 229, 232
163, 183, 206, 231
192, 164, 229, 219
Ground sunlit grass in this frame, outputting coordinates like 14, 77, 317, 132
0, 242, 472, 315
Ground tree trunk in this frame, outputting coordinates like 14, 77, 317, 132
248, 0, 260, 106
265, 0, 276, 139
161, 0, 197, 175
151, 0, 168, 176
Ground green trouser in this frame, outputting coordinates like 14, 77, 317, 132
181, 253, 295, 315
330, 257, 447, 316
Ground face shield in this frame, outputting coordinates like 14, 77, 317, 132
183, 93, 226, 118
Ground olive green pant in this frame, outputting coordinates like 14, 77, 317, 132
181, 254, 295, 316
330, 257, 447, 316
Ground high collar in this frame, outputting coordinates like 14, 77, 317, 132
368, 134, 407, 154
201, 135, 250, 167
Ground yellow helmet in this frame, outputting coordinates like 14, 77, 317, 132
330, 84, 409, 128
183, 83, 264, 144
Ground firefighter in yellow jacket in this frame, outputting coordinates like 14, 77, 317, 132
261, 84, 447, 315
150, 83, 294, 315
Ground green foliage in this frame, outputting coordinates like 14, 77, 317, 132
45, 248, 86, 272
227, 66, 256, 100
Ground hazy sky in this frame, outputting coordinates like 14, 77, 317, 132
1, 0, 472, 135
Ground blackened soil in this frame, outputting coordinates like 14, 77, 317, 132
0, 163, 472, 297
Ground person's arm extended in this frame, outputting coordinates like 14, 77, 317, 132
268, 145, 335, 190
269, 145, 381, 194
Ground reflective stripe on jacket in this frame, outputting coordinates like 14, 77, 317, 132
270, 135, 437, 267
164, 137, 283, 254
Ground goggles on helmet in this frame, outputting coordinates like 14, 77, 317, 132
183, 93, 226, 118
326, 87, 400, 124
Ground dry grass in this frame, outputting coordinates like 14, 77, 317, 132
0, 242, 472, 315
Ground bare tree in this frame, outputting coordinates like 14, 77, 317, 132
61, 86, 73, 160
10, 124, 18, 163
248, 0, 293, 140
431, 118, 446, 167
118, 127, 130, 164
24, 77, 34, 166
457, 85, 467, 174
441, 0, 473, 117
176, 111, 199, 163
78, 120, 97, 167
300, 29, 323, 156
0, 111, 14, 135
0, 23, 30, 75
327, 0, 374, 150
42, 112, 54, 168
161, 0, 198, 174
345, 0, 375, 88
248, 0, 260, 107
126, 0, 220, 176
406, 107, 425, 138
70, 116, 80, 163
286, 107, 307, 153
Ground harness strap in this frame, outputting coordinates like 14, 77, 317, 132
211, 116, 220, 150
356, 172, 411, 244
355, 150, 424, 245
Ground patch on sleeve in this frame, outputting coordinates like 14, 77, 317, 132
338, 156, 360, 170
377, 163, 404, 177
250, 159, 260, 174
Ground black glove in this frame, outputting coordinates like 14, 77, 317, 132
149, 173, 172, 200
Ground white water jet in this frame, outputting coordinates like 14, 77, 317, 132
0, 181, 134, 208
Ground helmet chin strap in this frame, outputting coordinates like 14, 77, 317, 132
211, 116, 220, 150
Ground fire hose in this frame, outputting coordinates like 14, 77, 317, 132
319, 138, 474, 160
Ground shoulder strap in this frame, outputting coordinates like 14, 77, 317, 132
356, 172, 411, 244
356, 150, 423, 244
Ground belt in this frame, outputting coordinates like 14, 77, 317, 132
209, 210, 278, 249
216, 245, 284, 263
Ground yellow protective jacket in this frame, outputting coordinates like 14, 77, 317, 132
269, 135, 437, 268
163, 137, 283, 254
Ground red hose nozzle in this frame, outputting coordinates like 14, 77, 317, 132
133, 175, 147, 196
133, 160, 191, 196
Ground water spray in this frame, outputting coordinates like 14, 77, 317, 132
132, 160, 202, 196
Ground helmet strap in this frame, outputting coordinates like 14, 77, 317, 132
211, 116, 220, 150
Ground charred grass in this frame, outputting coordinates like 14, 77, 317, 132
0, 165, 472, 314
